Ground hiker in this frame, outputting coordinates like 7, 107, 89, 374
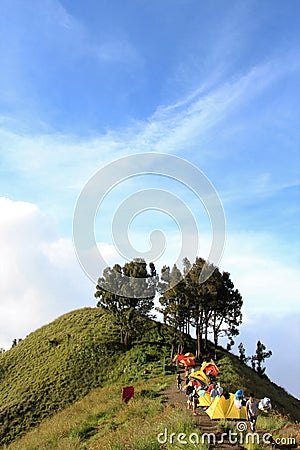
207, 382, 214, 393
192, 387, 199, 415
176, 373, 182, 390
246, 393, 259, 432
210, 385, 218, 402
216, 382, 223, 397
186, 383, 194, 409
258, 397, 272, 412
234, 389, 245, 409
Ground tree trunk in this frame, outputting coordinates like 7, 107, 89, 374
170, 343, 175, 360
187, 317, 190, 336
196, 323, 202, 359
178, 342, 183, 354
204, 321, 208, 351
213, 328, 218, 349
170, 334, 177, 359
124, 331, 131, 349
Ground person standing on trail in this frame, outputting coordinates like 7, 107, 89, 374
210, 385, 218, 402
207, 382, 214, 393
216, 382, 223, 397
176, 373, 182, 390
184, 367, 189, 385
246, 393, 259, 432
186, 383, 194, 409
192, 388, 199, 415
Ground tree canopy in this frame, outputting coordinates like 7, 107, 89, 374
158, 257, 243, 358
95, 256, 244, 359
95, 258, 157, 348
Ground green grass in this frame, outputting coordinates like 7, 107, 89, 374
256, 410, 291, 430
0, 308, 181, 447
0, 307, 299, 448
5, 376, 209, 450
0, 307, 197, 447
0, 308, 119, 446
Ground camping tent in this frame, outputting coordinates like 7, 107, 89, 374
201, 361, 219, 377
172, 353, 196, 367
197, 389, 212, 407
205, 393, 247, 420
189, 370, 210, 386
189, 370, 210, 388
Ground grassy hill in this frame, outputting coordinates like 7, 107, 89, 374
0, 307, 299, 448
0, 307, 179, 447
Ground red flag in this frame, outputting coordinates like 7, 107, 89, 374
122, 386, 134, 403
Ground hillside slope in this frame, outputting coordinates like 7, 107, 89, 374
0, 307, 299, 448
6, 369, 300, 450
0, 307, 181, 447
214, 352, 300, 421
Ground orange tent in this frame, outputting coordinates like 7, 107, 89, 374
201, 361, 219, 377
173, 353, 196, 367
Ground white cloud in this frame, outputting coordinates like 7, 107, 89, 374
0, 197, 299, 399
231, 312, 300, 399
215, 232, 299, 399
221, 232, 300, 315
0, 197, 93, 349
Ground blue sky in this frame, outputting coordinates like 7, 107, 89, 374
0, 0, 299, 397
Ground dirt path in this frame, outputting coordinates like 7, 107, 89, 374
162, 380, 246, 449
162, 380, 300, 449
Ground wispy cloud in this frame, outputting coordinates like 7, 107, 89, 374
0, 0, 143, 127
1, 51, 299, 226
149, 54, 299, 152
221, 231, 300, 314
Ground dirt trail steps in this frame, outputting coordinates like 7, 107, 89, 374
162, 382, 246, 449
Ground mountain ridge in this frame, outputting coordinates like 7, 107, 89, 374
0, 307, 299, 447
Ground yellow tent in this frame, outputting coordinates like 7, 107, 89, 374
189, 370, 210, 387
226, 396, 247, 420
197, 389, 211, 407
205, 393, 247, 420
